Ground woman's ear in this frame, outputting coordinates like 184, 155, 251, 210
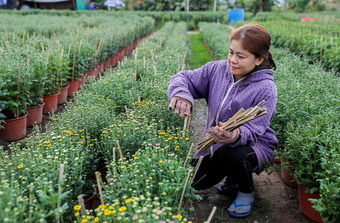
255, 56, 264, 66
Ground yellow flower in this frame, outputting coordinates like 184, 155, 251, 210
81, 219, 87, 223
134, 156, 138, 160
168, 137, 172, 140
159, 160, 163, 164
80, 140, 84, 143
59, 139, 63, 142
108, 205, 113, 209
17, 165, 23, 169
74, 212, 80, 217
162, 192, 166, 195
160, 132, 165, 135
125, 198, 133, 204
176, 215, 183, 219
104, 209, 111, 215
99, 205, 107, 209
93, 217, 100, 222
53, 118, 57, 121
90, 144, 94, 146
19, 198, 23, 202
185, 138, 189, 141
74, 205, 82, 211
86, 216, 92, 219
45, 141, 50, 144
112, 210, 116, 214
39, 143, 42, 146
175, 137, 178, 139
119, 206, 127, 212
47, 144, 51, 147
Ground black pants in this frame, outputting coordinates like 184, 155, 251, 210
191, 144, 258, 193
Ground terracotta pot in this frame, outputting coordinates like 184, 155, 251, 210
26, 102, 44, 127
281, 156, 298, 188
67, 80, 79, 97
0, 114, 27, 141
79, 75, 86, 89
86, 68, 97, 78
58, 85, 69, 105
110, 56, 116, 67
43, 93, 59, 114
298, 184, 323, 223
118, 50, 124, 61
96, 64, 104, 75
103, 59, 110, 70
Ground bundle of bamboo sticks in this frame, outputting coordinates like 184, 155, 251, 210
197, 100, 267, 152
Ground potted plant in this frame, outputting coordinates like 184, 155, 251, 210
0, 59, 30, 141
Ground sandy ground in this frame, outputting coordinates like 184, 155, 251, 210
188, 99, 313, 223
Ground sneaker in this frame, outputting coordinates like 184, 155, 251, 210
217, 176, 238, 197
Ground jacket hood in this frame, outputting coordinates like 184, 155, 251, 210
236, 68, 275, 87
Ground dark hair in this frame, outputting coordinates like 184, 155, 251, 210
229, 24, 276, 71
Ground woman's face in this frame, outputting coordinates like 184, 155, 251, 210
228, 39, 264, 81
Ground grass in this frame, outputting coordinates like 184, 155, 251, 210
186, 33, 215, 70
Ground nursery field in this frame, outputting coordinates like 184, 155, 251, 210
0, 11, 339, 223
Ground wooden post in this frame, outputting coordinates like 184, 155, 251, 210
57, 164, 65, 223
77, 195, 86, 216
116, 140, 124, 160
16, 64, 21, 118
28, 182, 34, 220
177, 169, 192, 213
72, 43, 77, 81
182, 116, 188, 138
206, 206, 217, 223
183, 143, 194, 167
320, 36, 323, 60
95, 172, 104, 205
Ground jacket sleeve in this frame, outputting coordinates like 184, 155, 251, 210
168, 61, 221, 108
228, 82, 277, 147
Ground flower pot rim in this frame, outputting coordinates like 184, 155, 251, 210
3, 113, 28, 122
60, 85, 69, 89
27, 102, 45, 110
43, 92, 60, 97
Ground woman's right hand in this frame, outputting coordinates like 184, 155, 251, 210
168, 96, 192, 118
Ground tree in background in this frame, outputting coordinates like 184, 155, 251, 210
288, 0, 311, 12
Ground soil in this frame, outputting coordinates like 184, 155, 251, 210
189, 99, 313, 223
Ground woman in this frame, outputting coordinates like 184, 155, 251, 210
168, 24, 278, 218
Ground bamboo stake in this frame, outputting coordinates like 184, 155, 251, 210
72, 43, 77, 81
26, 58, 30, 70
77, 195, 86, 216
28, 182, 34, 221
320, 36, 323, 60
16, 64, 21, 118
206, 206, 217, 223
177, 169, 192, 213
60, 49, 64, 88
50, 54, 54, 95
57, 164, 65, 223
182, 116, 188, 137
95, 172, 104, 205
191, 156, 204, 183
183, 143, 194, 167
116, 140, 124, 160
68, 43, 72, 57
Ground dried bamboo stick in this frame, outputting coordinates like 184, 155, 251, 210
183, 143, 194, 167
177, 169, 192, 213
95, 171, 104, 205
77, 195, 86, 216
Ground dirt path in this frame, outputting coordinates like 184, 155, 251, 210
189, 99, 313, 223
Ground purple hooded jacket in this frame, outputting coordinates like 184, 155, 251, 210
168, 60, 278, 173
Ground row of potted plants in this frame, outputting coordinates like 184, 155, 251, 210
0, 21, 197, 222
258, 20, 340, 73
0, 13, 154, 141
199, 22, 339, 223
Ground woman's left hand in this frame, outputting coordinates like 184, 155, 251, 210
208, 122, 240, 144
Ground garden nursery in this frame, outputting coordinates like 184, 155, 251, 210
0, 7, 339, 223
